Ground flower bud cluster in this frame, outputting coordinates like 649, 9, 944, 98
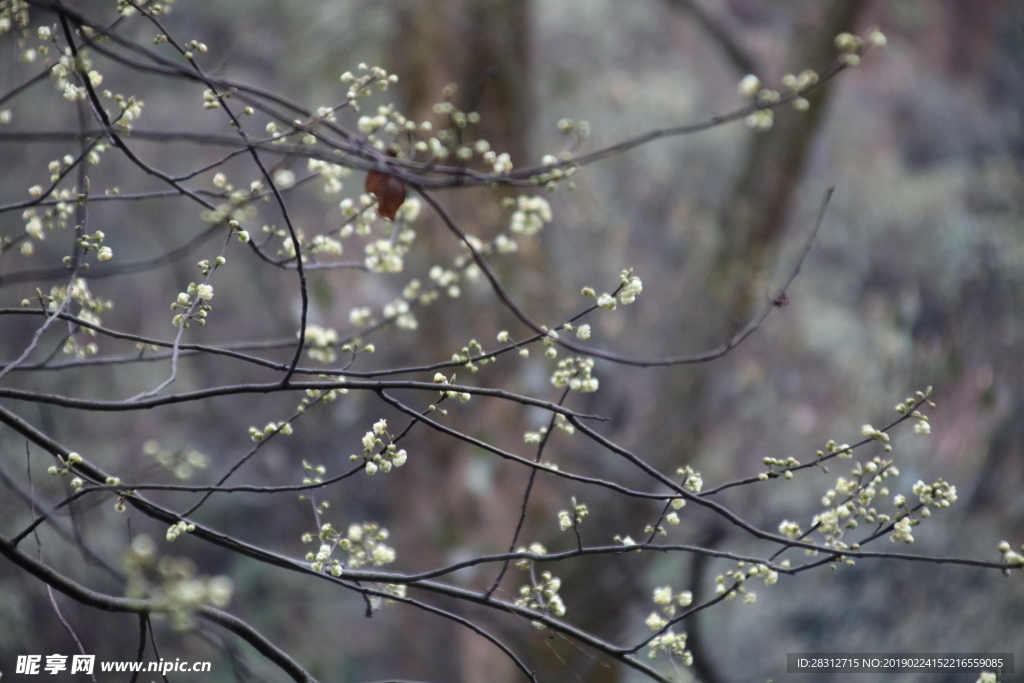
813, 456, 900, 548
618, 269, 643, 304
677, 466, 703, 494
306, 522, 396, 575
761, 455, 801, 480
996, 541, 1024, 574
529, 152, 578, 192
166, 520, 195, 542
557, 498, 589, 531
835, 27, 886, 66
46, 451, 83, 478
860, 423, 892, 452
818, 438, 854, 461
117, 1, 175, 17
22, 189, 76, 246
365, 233, 412, 272
341, 64, 398, 110
448, 338, 495, 373
306, 158, 350, 194
123, 533, 233, 632
509, 195, 553, 236
514, 542, 548, 570
647, 629, 692, 663
516, 570, 566, 618
715, 560, 776, 604
300, 460, 327, 485
349, 419, 409, 475
645, 584, 695, 649
380, 297, 417, 330
895, 387, 935, 435
35, 279, 110, 357
614, 534, 639, 550
303, 324, 339, 363
588, 269, 644, 312
550, 356, 599, 392
248, 420, 294, 442
170, 282, 213, 327
911, 479, 957, 508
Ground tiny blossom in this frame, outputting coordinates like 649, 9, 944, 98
509, 195, 553, 236
372, 545, 396, 565
680, 469, 702, 493
550, 356, 599, 392
492, 152, 513, 174
365, 238, 407, 272
779, 520, 801, 538
890, 516, 914, 543
645, 612, 668, 630
494, 234, 518, 253
195, 284, 214, 300
273, 169, 296, 189
397, 197, 421, 221
647, 629, 691, 662
867, 28, 887, 48
653, 586, 673, 604
744, 109, 774, 131
737, 74, 760, 96
619, 278, 642, 304
349, 306, 372, 327
1003, 549, 1024, 566
575, 324, 591, 340
558, 510, 573, 531
597, 293, 617, 310
835, 32, 864, 53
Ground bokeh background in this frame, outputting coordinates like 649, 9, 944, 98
1, 1, 1022, 681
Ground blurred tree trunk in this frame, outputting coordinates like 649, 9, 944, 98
391, 0, 532, 164
385, 3, 535, 682
653, 3, 871, 681
714, 0, 869, 321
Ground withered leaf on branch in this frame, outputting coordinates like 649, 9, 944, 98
364, 152, 407, 221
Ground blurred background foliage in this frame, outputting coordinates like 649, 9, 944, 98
1, 0, 1022, 681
